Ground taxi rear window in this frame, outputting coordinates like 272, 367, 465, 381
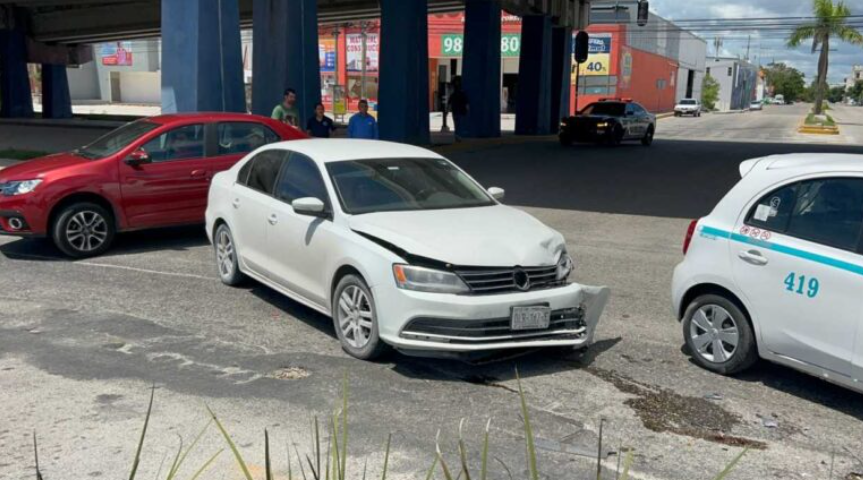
746, 178, 863, 252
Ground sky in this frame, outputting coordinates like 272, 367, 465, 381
648, 0, 863, 84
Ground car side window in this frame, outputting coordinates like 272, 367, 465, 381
140, 124, 205, 162
274, 153, 329, 206
625, 104, 635, 116
216, 122, 280, 156
747, 178, 863, 251
786, 178, 863, 251
745, 183, 797, 232
244, 150, 286, 195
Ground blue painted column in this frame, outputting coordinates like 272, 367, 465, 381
41, 64, 73, 119
515, 15, 552, 135
0, 29, 33, 118
461, 0, 501, 138
379, 0, 430, 144
161, 0, 245, 113
251, 0, 321, 127
550, 26, 573, 128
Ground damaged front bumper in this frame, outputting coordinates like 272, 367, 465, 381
373, 282, 611, 355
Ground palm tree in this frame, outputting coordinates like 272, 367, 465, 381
788, 0, 863, 114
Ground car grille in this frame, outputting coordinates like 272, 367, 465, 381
401, 307, 586, 344
455, 265, 562, 294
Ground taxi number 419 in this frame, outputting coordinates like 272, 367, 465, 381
784, 272, 820, 298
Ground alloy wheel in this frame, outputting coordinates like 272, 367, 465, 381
65, 210, 108, 253
689, 304, 739, 363
337, 285, 374, 349
216, 229, 235, 278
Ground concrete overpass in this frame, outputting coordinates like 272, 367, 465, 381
1, 0, 592, 143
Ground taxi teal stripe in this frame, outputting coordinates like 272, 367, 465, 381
699, 225, 863, 276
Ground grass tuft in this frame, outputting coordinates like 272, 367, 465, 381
128, 384, 156, 480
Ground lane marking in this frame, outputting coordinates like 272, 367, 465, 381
2, 251, 218, 282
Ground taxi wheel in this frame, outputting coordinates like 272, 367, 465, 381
332, 274, 389, 360
52, 202, 115, 258
683, 294, 758, 375
641, 127, 655, 146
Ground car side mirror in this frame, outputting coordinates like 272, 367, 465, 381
488, 187, 505, 201
293, 197, 327, 217
124, 149, 151, 167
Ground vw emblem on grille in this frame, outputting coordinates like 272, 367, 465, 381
513, 268, 531, 291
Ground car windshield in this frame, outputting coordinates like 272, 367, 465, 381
75, 120, 160, 159
581, 102, 625, 116
327, 157, 495, 214
680, 100, 697, 105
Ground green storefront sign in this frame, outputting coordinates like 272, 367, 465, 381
441, 33, 521, 57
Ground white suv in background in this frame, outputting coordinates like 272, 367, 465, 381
674, 99, 702, 117
206, 139, 610, 360
672, 154, 863, 394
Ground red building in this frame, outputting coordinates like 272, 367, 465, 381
316, 11, 684, 115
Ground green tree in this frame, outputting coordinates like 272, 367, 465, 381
763, 63, 807, 101
827, 85, 846, 103
788, 0, 863, 114
701, 75, 720, 110
849, 80, 863, 103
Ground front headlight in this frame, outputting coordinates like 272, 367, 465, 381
1, 179, 42, 196
596, 122, 609, 128
393, 264, 470, 294
556, 251, 574, 281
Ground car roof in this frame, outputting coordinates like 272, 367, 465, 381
145, 112, 275, 125
261, 139, 445, 164
743, 153, 863, 177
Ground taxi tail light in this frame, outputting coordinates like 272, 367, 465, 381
683, 219, 699, 255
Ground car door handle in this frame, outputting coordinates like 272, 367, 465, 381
738, 249, 768, 266
268, 214, 278, 225
232, 198, 240, 209
191, 169, 207, 179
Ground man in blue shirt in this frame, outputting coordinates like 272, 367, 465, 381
347, 99, 379, 139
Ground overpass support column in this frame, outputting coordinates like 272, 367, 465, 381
550, 26, 573, 126
461, 0, 501, 138
379, 0, 430, 144
161, 0, 245, 113
41, 64, 72, 119
251, 0, 321, 126
0, 29, 33, 118
515, 15, 552, 135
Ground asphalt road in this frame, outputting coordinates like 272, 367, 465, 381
2, 105, 863, 480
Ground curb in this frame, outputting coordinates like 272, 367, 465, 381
797, 116, 840, 135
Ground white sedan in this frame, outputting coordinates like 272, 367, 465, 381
673, 153, 863, 393
206, 140, 609, 360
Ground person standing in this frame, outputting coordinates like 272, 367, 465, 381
272, 88, 300, 128
306, 103, 336, 138
448, 77, 470, 141
347, 99, 379, 139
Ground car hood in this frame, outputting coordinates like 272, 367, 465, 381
0, 152, 89, 181
348, 205, 565, 267
575, 115, 618, 122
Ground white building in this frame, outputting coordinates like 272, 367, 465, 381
706, 57, 758, 111
845, 65, 863, 91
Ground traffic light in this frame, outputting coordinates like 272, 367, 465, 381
637, 1, 649, 27
574, 31, 589, 64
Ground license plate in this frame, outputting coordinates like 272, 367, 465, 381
596, 129, 606, 134
511, 306, 551, 331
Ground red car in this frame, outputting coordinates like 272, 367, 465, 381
0, 113, 305, 258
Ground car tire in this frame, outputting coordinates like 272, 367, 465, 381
682, 294, 758, 375
332, 274, 388, 360
608, 125, 624, 146
52, 202, 115, 258
641, 126, 654, 146
214, 223, 246, 286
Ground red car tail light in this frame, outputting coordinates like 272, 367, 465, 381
683, 219, 698, 255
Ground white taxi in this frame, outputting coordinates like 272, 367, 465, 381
672, 154, 863, 393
